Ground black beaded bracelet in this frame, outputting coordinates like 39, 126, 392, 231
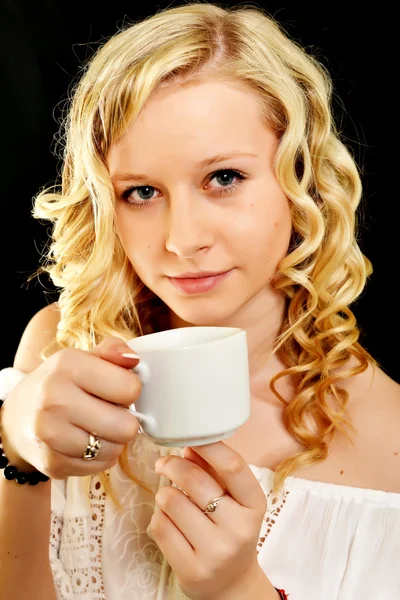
0, 397, 50, 485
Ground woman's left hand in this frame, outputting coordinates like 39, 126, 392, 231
150, 441, 274, 600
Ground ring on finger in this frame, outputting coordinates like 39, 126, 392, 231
203, 494, 228, 513
180, 486, 230, 516
83, 433, 102, 460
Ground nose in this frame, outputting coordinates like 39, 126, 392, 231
165, 196, 214, 258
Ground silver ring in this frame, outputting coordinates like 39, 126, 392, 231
83, 433, 102, 461
203, 494, 226, 513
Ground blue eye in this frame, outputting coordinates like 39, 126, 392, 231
120, 185, 157, 208
119, 168, 247, 209
129, 186, 154, 202
211, 169, 243, 190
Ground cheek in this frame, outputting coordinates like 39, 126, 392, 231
271, 201, 293, 256
233, 195, 292, 263
115, 211, 158, 269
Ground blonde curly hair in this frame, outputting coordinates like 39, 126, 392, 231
33, 2, 374, 504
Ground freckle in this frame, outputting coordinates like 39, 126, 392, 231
274, 221, 279, 228
395, 452, 398, 456
340, 470, 344, 475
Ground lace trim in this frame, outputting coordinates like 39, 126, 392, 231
88, 474, 107, 599
257, 489, 290, 555
52, 474, 107, 599
50, 513, 74, 599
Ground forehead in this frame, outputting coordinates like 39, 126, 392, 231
107, 79, 273, 171
140, 77, 262, 121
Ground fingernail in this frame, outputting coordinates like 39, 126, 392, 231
121, 352, 140, 359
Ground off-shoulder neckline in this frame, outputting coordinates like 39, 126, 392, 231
248, 463, 400, 506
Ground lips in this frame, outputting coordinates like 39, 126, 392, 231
167, 269, 233, 294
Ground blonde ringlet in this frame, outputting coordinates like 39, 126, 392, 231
33, 2, 374, 505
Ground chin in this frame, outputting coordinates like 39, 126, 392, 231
167, 298, 239, 328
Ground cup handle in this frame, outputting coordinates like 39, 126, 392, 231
127, 407, 156, 428
128, 360, 155, 428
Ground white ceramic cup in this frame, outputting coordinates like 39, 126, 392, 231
126, 326, 250, 447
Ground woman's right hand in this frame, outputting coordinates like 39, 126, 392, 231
0, 337, 143, 479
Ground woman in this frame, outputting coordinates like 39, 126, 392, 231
1, 3, 399, 599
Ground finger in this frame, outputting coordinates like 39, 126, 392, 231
65, 384, 140, 444
67, 388, 141, 443
38, 418, 124, 462
37, 382, 141, 445
188, 442, 265, 509
89, 336, 141, 369
46, 347, 142, 408
154, 486, 215, 550
37, 446, 119, 479
155, 455, 235, 524
150, 504, 197, 574
75, 354, 142, 407
182, 447, 226, 489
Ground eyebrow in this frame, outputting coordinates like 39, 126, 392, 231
111, 151, 258, 183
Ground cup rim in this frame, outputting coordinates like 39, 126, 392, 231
127, 326, 245, 352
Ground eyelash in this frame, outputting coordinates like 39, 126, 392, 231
119, 168, 247, 209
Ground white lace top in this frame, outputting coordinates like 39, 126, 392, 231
1, 367, 400, 600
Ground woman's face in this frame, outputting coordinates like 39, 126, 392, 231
108, 78, 292, 326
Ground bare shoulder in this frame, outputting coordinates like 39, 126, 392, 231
13, 302, 62, 373
349, 361, 400, 420
329, 361, 400, 492
291, 361, 400, 492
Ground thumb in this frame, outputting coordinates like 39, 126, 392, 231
89, 336, 140, 369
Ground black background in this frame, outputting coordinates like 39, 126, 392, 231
1, 2, 396, 380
